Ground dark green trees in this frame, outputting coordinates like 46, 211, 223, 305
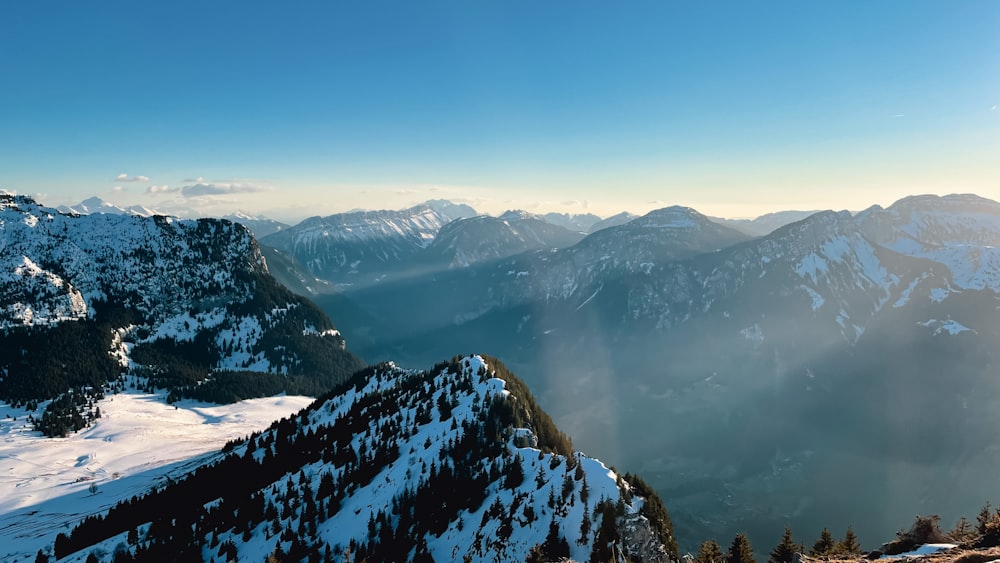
727, 533, 756, 563
768, 527, 802, 563
838, 526, 862, 555
695, 539, 724, 563
810, 527, 835, 556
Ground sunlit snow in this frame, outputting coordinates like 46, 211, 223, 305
0, 390, 314, 560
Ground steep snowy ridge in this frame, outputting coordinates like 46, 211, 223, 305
50, 355, 677, 563
0, 194, 362, 426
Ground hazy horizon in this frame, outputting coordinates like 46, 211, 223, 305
11, 188, 985, 226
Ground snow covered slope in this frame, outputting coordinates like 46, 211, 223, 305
0, 390, 315, 561
48, 355, 678, 563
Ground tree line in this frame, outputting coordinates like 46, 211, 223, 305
691, 501, 1000, 562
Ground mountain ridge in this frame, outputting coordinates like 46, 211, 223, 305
314, 193, 1000, 551
46, 355, 679, 563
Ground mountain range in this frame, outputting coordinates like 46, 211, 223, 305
0, 194, 680, 562
16, 191, 1000, 558
309, 193, 1000, 551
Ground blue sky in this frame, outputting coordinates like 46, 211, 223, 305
1, 1, 997, 222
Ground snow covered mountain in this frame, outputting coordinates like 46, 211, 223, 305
0, 194, 363, 435
318, 193, 1000, 551
222, 211, 289, 239
57, 196, 165, 218
46, 355, 678, 563
259, 202, 477, 288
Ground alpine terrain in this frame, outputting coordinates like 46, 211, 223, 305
0, 193, 363, 436
316, 194, 1000, 550
44, 355, 678, 563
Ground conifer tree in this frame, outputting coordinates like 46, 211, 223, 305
978, 503, 993, 536
810, 527, 835, 556
768, 526, 801, 563
727, 533, 756, 563
578, 509, 591, 545
837, 526, 862, 555
542, 518, 570, 559
695, 539, 724, 563
949, 517, 974, 543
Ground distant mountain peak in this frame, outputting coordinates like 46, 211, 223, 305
57, 196, 166, 218
638, 205, 708, 228
421, 199, 478, 222
222, 211, 289, 238
499, 209, 540, 222
226, 209, 260, 220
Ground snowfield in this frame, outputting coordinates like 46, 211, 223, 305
0, 389, 314, 561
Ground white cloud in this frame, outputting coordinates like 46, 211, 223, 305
116, 173, 150, 182
182, 177, 206, 183
110, 186, 125, 192
146, 185, 179, 194
181, 182, 271, 198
